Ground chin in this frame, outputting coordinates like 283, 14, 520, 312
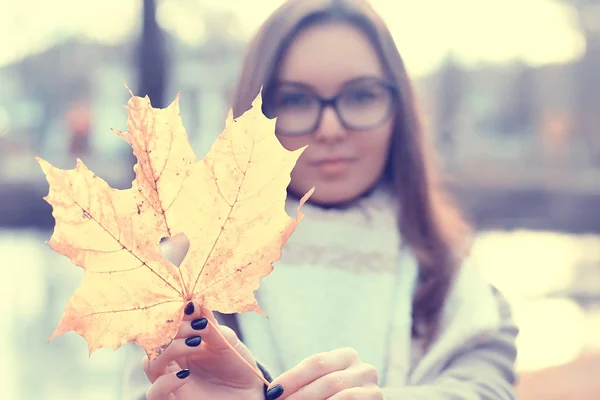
288, 185, 368, 208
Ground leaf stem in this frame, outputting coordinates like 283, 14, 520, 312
206, 319, 270, 387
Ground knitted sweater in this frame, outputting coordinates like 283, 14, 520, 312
121, 189, 519, 399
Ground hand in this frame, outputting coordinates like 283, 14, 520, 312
142, 301, 270, 400
271, 348, 383, 400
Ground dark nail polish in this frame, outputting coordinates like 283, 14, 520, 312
191, 318, 208, 330
176, 369, 190, 379
185, 336, 202, 347
266, 384, 284, 400
184, 302, 194, 315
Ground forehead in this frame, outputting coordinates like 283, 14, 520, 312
277, 22, 386, 95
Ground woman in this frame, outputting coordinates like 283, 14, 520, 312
123, 0, 519, 398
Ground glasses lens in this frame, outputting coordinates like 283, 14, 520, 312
271, 90, 320, 135
337, 83, 393, 129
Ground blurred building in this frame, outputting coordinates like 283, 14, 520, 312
0, 0, 598, 232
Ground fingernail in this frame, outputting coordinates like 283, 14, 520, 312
266, 384, 284, 400
176, 369, 190, 379
191, 318, 208, 330
185, 336, 202, 347
184, 302, 194, 315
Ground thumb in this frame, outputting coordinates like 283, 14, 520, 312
197, 307, 240, 350
198, 309, 255, 364
201, 316, 244, 350
220, 324, 255, 362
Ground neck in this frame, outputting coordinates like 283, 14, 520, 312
286, 180, 390, 211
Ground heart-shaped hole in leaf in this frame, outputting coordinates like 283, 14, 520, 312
160, 233, 190, 268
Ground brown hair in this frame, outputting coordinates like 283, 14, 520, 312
230, 0, 472, 344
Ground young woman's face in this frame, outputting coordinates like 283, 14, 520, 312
271, 22, 394, 205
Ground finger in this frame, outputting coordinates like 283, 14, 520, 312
175, 315, 257, 377
147, 313, 245, 382
145, 369, 191, 400
176, 316, 209, 339
142, 355, 182, 383
177, 310, 240, 352
176, 302, 211, 343
204, 323, 247, 355
182, 301, 202, 321
145, 337, 203, 383
327, 386, 383, 400
286, 364, 378, 400
271, 348, 360, 397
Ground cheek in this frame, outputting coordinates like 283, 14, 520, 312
361, 123, 393, 163
276, 135, 310, 152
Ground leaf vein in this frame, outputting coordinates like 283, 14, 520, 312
190, 137, 255, 294
54, 178, 183, 297
83, 299, 180, 317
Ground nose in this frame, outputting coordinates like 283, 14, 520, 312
314, 107, 346, 142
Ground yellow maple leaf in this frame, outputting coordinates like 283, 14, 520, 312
37, 88, 312, 361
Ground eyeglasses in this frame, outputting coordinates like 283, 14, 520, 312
264, 77, 397, 136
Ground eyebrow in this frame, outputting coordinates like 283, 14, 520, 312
275, 75, 387, 91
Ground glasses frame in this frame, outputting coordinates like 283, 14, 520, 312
265, 77, 398, 136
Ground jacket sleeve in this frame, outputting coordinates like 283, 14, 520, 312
382, 286, 519, 400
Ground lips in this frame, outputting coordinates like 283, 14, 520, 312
311, 157, 356, 177
311, 157, 356, 165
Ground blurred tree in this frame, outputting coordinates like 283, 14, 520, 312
436, 52, 464, 165
136, 0, 170, 108
561, 0, 600, 163
129, 0, 171, 177
496, 63, 537, 136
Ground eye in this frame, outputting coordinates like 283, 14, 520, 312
276, 92, 314, 109
343, 88, 378, 104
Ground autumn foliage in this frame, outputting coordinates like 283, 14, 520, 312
37, 88, 312, 362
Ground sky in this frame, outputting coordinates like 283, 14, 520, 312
0, 0, 586, 77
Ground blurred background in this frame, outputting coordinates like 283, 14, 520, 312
1, 0, 599, 399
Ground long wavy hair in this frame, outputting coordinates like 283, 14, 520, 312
230, 0, 472, 344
